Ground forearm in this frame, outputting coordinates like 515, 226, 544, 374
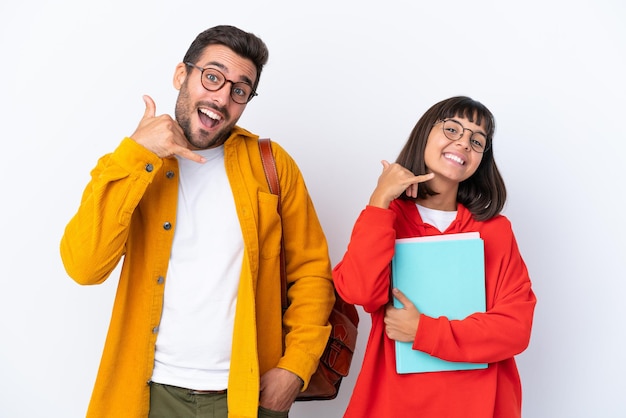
414, 281, 536, 363
333, 205, 397, 311
280, 262, 335, 384
60, 138, 161, 284
280, 193, 334, 383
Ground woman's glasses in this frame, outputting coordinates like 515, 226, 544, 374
439, 119, 490, 153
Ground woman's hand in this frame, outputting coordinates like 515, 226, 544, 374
384, 288, 421, 342
368, 160, 433, 209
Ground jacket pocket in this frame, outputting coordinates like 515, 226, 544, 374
257, 191, 282, 259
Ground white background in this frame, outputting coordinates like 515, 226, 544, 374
1, 1, 624, 417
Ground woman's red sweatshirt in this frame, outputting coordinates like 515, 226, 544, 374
333, 200, 536, 418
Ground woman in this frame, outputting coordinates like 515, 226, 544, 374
333, 96, 536, 417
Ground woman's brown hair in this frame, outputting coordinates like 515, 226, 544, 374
395, 96, 506, 221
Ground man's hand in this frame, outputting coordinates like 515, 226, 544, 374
130, 95, 205, 163
259, 367, 303, 412
384, 288, 421, 342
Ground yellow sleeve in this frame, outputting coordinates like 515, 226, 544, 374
59, 138, 162, 285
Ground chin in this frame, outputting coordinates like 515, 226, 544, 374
191, 130, 229, 149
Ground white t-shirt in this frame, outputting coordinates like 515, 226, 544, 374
416, 203, 457, 233
151, 146, 243, 390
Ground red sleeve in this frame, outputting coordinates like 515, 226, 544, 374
413, 217, 537, 363
332, 206, 397, 313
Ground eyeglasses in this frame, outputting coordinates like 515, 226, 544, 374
439, 119, 490, 153
185, 62, 257, 104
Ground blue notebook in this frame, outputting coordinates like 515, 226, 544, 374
391, 232, 487, 374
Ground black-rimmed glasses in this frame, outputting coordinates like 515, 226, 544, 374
439, 119, 490, 153
185, 62, 257, 104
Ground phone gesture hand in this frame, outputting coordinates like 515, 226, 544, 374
130, 95, 205, 163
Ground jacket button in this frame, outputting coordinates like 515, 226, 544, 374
152, 326, 159, 334
163, 222, 172, 230
166, 171, 175, 179
157, 276, 164, 284
145, 163, 154, 172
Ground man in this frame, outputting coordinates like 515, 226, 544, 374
60, 25, 335, 418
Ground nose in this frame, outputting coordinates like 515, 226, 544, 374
212, 81, 233, 104
456, 131, 472, 150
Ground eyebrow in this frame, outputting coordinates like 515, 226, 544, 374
450, 118, 487, 136
202, 60, 254, 86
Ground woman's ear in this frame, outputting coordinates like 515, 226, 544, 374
173, 62, 188, 90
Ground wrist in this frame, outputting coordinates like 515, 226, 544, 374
368, 192, 391, 208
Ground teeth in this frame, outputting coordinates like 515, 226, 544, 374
444, 153, 464, 165
200, 108, 221, 120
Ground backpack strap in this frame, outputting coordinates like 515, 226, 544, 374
258, 138, 288, 310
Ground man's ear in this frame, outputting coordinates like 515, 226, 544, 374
173, 62, 188, 90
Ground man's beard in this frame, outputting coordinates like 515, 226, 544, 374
175, 85, 235, 150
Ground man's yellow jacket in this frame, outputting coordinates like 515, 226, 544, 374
60, 126, 334, 418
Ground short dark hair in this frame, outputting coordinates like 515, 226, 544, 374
395, 96, 507, 221
182, 25, 269, 90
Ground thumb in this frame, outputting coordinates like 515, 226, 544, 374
381, 160, 391, 170
142, 94, 156, 119
392, 288, 414, 308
